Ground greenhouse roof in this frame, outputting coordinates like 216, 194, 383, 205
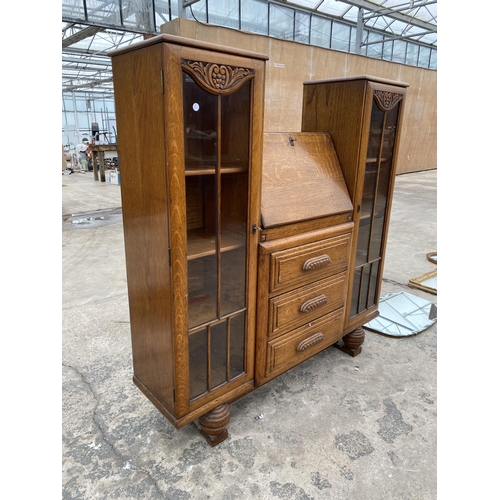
62, 1, 437, 97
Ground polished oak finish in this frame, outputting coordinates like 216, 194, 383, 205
198, 403, 231, 446
110, 35, 267, 440
302, 76, 408, 354
336, 326, 365, 357
255, 223, 353, 386
268, 274, 347, 337
255, 131, 355, 386
261, 132, 352, 228
269, 232, 352, 293
112, 36, 407, 444
265, 310, 344, 378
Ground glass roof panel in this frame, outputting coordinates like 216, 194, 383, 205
314, 0, 349, 15
289, 0, 320, 9
292, 0, 437, 35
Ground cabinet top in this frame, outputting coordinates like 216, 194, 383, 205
304, 74, 409, 88
108, 33, 269, 61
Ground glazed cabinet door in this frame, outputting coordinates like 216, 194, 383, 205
184, 71, 251, 399
348, 85, 405, 322
165, 47, 264, 418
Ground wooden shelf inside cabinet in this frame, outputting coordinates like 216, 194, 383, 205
187, 229, 246, 260
359, 213, 386, 229
185, 166, 249, 176
366, 158, 389, 164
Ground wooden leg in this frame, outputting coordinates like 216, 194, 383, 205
99, 151, 106, 182
198, 403, 230, 446
335, 327, 365, 357
92, 152, 98, 181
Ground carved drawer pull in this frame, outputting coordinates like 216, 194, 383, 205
297, 332, 325, 352
299, 294, 328, 313
302, 254, 332, 271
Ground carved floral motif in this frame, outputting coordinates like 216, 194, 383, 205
373, 90, 404, 111
182, 60, 254, 94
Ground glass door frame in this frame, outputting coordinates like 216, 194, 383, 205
345, 81, 406, 330
162, 42, 266, 418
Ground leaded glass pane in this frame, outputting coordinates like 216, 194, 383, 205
230, 313, 245, 379
367, 261, 379, 309
210, 321, 228, 390
189, 327, 208, 399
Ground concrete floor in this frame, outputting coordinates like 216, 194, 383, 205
62, 168, 437, 500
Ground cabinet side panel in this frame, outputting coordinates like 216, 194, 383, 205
302, 81, 366, 201
247, 59, 266, 381
162, 43, 190, 417
112, 45, 175, 413
255, 250, 270, 385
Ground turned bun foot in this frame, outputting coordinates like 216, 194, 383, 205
198, 403, 230, 446
335, 327, 365, 357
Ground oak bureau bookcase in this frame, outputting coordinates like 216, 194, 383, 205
110, 35, 407, 446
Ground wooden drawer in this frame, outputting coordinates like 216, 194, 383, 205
268, 272, 347, 338
266, 309, 344, 377
269, 233, 351, 293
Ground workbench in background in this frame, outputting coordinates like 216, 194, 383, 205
89, 144, 118, 182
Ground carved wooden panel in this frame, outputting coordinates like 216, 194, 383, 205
373, 90, 403, 111
181, 59, 254, 95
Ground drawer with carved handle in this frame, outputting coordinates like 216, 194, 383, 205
268, 272, 347, 338
265, 309, 344, 377
269, 232, 352, 293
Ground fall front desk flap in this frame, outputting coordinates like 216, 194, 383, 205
261, 132, 353, 228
